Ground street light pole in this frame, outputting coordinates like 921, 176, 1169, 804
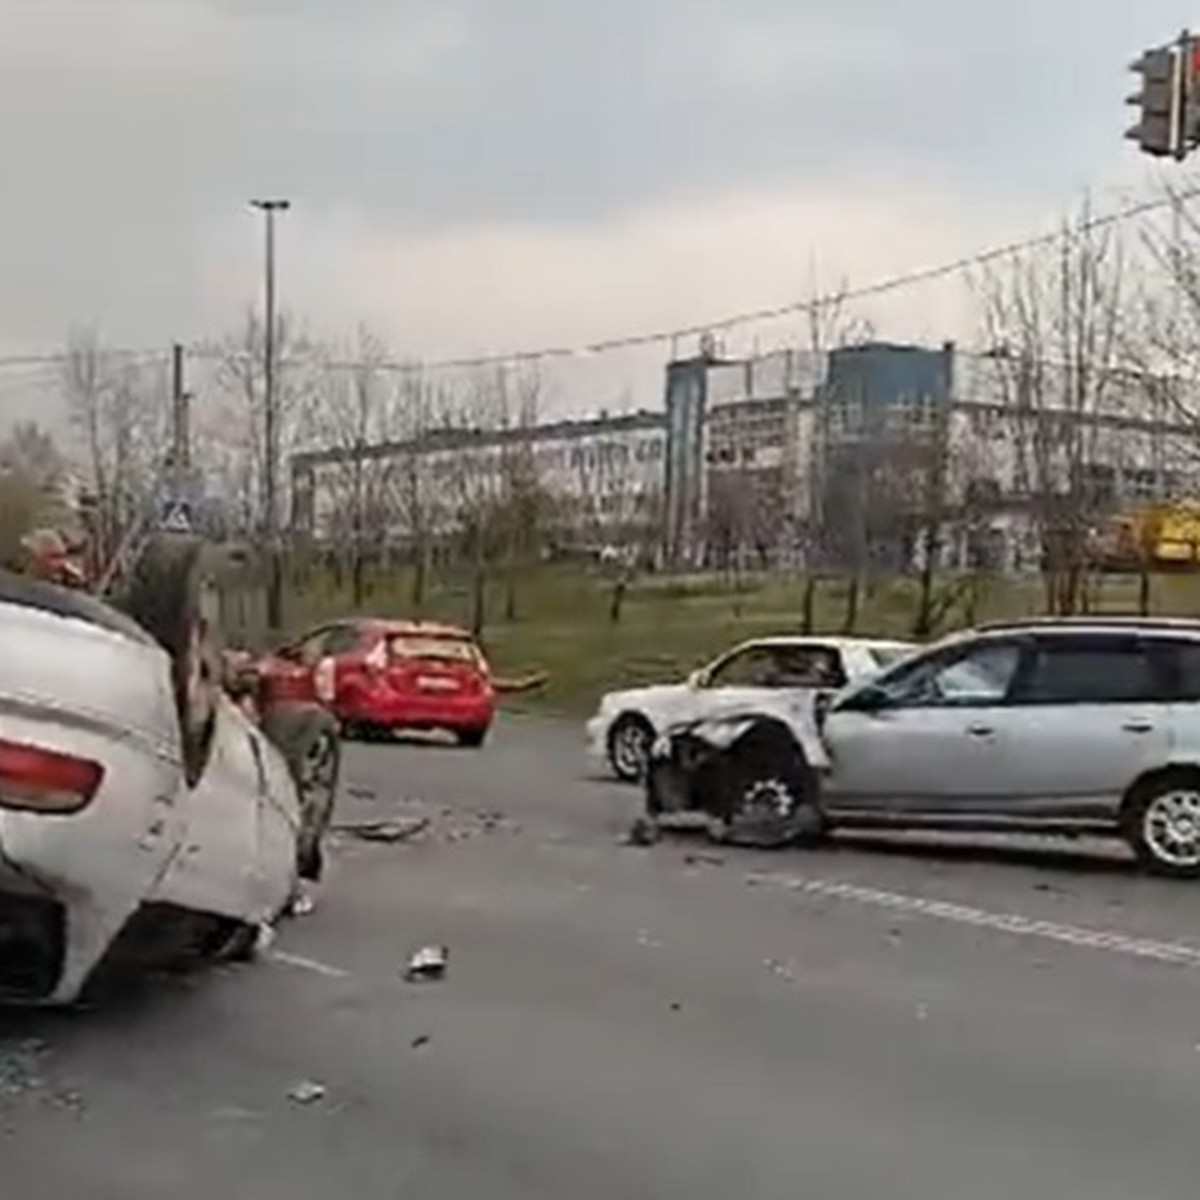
250, 198, 290, 631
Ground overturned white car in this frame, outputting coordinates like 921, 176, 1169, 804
0, 536, 340, 1005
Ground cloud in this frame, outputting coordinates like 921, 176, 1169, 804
0, 0, 1188, 432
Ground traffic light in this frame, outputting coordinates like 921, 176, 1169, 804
1127, 44, 1183, 158
1183, 36, 1200, 149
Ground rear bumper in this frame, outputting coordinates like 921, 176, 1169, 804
341, 692, 495, 732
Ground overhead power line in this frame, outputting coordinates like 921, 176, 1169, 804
252, 183, 1200, 375
2, 181, 1197, 379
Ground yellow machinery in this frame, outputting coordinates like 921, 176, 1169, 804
1092, 502, 1200, 572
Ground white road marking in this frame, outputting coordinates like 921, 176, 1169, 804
270, 950, 351, 980
745, 870, 1200, 969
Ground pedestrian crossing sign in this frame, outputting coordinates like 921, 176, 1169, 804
160, 502, 192, 533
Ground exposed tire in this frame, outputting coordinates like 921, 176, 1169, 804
1122, 770, 1200, 879
261, 705, 342, 883
608, 713, 654, 783
456, 727, 489, 748
116, 534, 224, 788
709, 720, 826, 850
645, 758, 690, 818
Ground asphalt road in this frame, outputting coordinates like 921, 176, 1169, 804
5, 714, 1200, 1198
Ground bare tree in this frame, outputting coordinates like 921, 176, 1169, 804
313, 328, 400, 606
572, 426, 662, 622
796, 277, 874, 630
977, 202, 1127, 615
438, 373, 508, 636
200, 309, 324, 538
384, 366, 439, 611
61, 328, 164, 570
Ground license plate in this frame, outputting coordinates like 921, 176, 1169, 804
417, 676, 460, 692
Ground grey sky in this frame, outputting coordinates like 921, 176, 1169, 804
0, 0, 1189, 424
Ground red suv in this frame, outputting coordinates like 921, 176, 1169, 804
261, 619, 496, 747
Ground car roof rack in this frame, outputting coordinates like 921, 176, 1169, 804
977, 615, 1200, 634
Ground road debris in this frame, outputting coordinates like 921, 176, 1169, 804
411, 1034, 432, 1050
288, 1080, 328, 1106
765, 958, 797, 983
684, 852, 726, 867
405, 945, 449, 982
339, 817, 431, 844
624, 817, 661, 847
253, 921, 277, 955
0, 1039, 46, 1098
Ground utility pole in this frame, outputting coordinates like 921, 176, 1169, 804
170, 342, 190, 476
250, 198, 291, 631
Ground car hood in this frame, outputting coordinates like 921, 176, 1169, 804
598, 683, 690, 714
658, 692, 831, 768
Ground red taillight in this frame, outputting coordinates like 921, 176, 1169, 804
0, 738, 104, 815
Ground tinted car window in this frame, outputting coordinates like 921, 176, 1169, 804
323, 625, 364, 655
1146, 638, 1200, 701
707, 647, 781, 687
1015, 636, 1160, 705
866, 638, 1021, 708
709, 645, 845, 689
903, 641, 1020, 707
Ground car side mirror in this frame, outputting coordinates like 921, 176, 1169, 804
686, 669, 707, 689
276, 644, 301, 663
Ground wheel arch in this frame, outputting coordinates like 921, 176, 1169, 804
1119, 762, 1200, 826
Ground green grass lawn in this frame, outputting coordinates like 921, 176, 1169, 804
282, 564, 1200, 715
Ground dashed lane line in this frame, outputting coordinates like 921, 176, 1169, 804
744, 871, 1200, 969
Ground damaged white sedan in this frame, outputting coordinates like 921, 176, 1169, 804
0, 537, 340, 1005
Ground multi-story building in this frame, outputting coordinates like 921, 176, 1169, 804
291, 411, 667, 556
291, 339, 1200, 573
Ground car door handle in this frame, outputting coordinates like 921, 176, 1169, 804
1122, 719, 1154, 734
966, 722, 995, 737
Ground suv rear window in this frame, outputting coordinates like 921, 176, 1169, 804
1016, 636, 1161, 704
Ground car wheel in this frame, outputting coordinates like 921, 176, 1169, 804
709, 720, 825, 850
456, 727, 489, 748
262, 706, 342, 883
117, 534, 223, 788
608, 713, 654, 783
1124, 772, 1200, 879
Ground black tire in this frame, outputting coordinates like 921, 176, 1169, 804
116, 534, 224, 788
608, 713, 654, 783
709, 720, 826, 850
645, 758, 690, 818
261, 705, 342, 883
456, 727, 489, 748
1122, 770, 1200, 879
